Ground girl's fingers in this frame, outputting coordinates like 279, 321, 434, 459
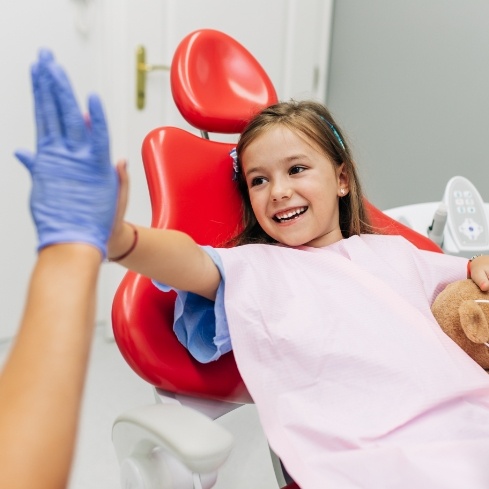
114, 160, 129, 229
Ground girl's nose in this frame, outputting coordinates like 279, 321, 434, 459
270, 180, 292, 201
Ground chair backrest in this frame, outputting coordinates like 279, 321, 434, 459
111, 28, 442, 405
170, 29, 278, 134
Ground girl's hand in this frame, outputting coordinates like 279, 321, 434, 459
468, 255, 489, 291
107, 160, 133, 259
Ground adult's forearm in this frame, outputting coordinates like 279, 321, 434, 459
0, 244, 101, 489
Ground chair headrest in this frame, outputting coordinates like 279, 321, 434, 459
170, 29, 278, 134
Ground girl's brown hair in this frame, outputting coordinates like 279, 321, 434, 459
230, 100, 373, 246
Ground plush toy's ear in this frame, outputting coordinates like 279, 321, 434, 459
459, 301, 489, 343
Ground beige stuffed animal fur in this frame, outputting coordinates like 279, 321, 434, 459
431, 279, 489, 369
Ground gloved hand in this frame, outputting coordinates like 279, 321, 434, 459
15, 49, 118, 258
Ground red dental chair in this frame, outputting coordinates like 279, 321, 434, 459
111, 29, 442, 489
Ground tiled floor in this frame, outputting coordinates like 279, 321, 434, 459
0, 326, 279, 489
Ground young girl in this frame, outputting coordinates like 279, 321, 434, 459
107, 99, 489, 488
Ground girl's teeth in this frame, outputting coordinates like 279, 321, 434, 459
276, 207, 306, 221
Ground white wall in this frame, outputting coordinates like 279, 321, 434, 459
327, 0, 489, 211
0, 1, 103, 340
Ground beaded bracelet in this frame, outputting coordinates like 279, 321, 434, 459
466, 254, 483, 279
108, 223, 138, 262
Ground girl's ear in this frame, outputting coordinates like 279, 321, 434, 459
337, 163, 349, 196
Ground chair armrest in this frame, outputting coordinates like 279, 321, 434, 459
112, 404, 234, 474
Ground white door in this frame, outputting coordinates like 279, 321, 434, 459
97, 0, 334, 332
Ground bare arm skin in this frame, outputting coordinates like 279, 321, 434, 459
107, 162, 221, 301
0, 244, 101, 489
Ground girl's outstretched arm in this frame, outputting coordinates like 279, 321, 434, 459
108, 162, 221, 301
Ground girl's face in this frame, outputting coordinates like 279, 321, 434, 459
241, 125, 349, 248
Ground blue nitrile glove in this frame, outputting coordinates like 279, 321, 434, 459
15, 49, 118, 258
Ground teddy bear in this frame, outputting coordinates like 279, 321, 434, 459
431, 279, 489, 370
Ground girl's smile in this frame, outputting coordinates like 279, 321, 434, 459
241, 125, 349, 248
273, 206, 308, 223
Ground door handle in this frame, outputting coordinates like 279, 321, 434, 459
136, 45, 170, 110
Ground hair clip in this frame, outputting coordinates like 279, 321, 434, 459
320, 116, 346, 151
230, 147, 239, 180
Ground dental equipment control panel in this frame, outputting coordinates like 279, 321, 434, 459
384, 176, 489, 258
442, 176, 489, 255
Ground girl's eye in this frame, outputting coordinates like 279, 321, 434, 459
289, 165, 306, 175
250, 176, 267, 187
